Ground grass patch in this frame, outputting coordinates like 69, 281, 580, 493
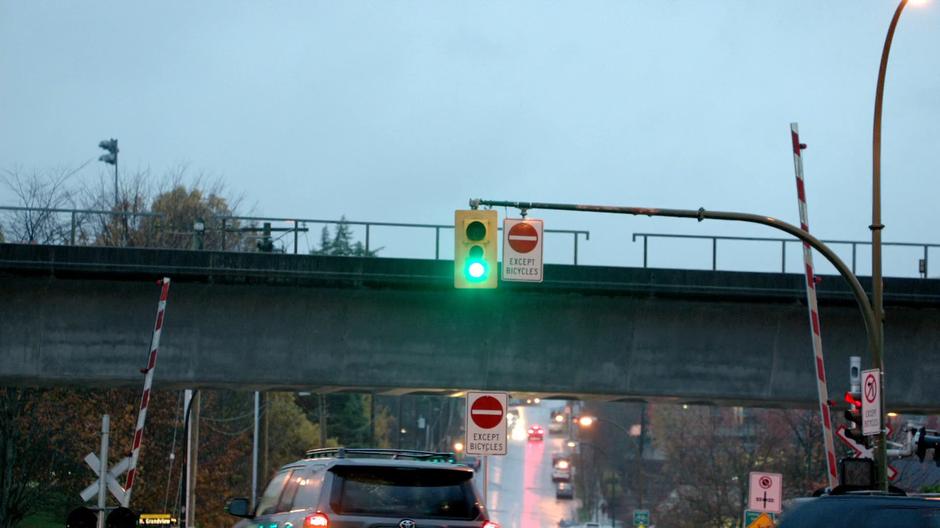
19, 512, 62, 528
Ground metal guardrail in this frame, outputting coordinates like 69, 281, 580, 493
633, 232, 938, 277
217, 214, 590, 264
0, 206, 590, 264
0, 205, 165, 246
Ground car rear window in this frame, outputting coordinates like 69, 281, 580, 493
330, 466, 478, 519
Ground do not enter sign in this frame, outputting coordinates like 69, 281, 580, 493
507, 222, 539, 253
503, 219, 543, 283
465, 392, 508, 456
470, 396, 504, 429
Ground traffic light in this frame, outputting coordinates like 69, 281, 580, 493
105, 507, 138, 528
844, 391, 869, 447
915, 427, 940, 466
66, 507, 97, 528
839, 457, 874, 488
98, 138, 119, 165
454, 209, 497, 289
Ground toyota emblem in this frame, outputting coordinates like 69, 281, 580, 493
399, 520, 416, 528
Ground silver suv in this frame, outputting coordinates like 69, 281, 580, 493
226, 448, 498, 528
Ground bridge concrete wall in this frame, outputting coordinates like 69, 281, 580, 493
2, 244, 939, 411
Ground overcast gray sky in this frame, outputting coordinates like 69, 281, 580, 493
1, 1, 937, 274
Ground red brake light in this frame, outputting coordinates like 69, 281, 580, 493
483, 522, 500, 528
304, 512, 329, 527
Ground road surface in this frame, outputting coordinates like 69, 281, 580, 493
482, 403, 579, 528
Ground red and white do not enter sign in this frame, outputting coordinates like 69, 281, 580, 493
507, 222, 539, 253
470, 395, 504, 429
465, 392, 509, 456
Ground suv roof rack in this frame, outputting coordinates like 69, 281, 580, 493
304, 447, 457, 464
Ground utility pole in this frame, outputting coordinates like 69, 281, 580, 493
184, 391, 200, 528
637, 403, 646, 509
318, 393, 327, 448
251, 392, 259, 511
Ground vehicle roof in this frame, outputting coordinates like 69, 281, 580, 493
815, 493, 940, 504
288, 456, 476, 472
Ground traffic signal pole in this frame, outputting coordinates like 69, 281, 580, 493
470, 198, 887, 486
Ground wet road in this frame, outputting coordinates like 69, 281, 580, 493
482, 403, 579, 528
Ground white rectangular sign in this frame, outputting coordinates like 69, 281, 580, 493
748, 472, 782, 514
862, 368, 881, 436
465, 392, 509, 456
502, 219, 543, 283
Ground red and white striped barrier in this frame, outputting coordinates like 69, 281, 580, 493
790, 123, 838, 489
123, 277, 171, 506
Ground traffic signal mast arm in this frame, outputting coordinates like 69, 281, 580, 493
469, 199, 877, 356
470, 197, 889, 488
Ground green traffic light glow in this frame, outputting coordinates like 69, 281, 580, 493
468, 261, 485, 278
464, 259, 489, 281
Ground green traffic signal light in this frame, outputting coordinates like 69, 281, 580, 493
466, 259, 487, 280
455, 210, 497, 289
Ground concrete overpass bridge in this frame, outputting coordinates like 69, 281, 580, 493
2, 244, 939, 412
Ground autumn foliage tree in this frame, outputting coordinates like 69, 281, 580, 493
648, 405, 827, 528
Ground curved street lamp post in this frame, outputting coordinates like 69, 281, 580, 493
472, 198, 885, 488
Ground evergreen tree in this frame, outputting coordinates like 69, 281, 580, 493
310, 216, 380, 257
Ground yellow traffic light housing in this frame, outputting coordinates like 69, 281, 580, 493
454, 209, 498, 289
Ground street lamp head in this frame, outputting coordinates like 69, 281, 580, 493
453, 441, 464, 452
910, 0, 928, 6
578, 416, 595, 427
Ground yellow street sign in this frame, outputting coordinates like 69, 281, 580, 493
747, 512, 776, 528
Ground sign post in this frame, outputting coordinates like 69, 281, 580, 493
862, 368, 881, 437
748, 472, 782, 514
78, 415, 132, 528
502, 219, 543, 283
466, 392, 509, 509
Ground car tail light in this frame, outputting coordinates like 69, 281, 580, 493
304, 512, 329, 527
483, 521, 500, 528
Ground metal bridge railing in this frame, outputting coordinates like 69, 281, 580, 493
217, 214, 590, 264
633, 232, 938, 277
0, 206, 590, 264
0, 205, 166, 246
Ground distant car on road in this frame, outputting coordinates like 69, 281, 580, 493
552, 458, 571, 482
527, 425, 544, 441
226, 448, 499, 528
777, 493, 940, 528
555, 481, 574, 500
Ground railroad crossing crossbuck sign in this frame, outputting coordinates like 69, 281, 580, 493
748, 472, 782, 514
80, 453, 130, 504
502, 218, 543, 283
465, 392, 508, 455
835, 424, 898, 480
